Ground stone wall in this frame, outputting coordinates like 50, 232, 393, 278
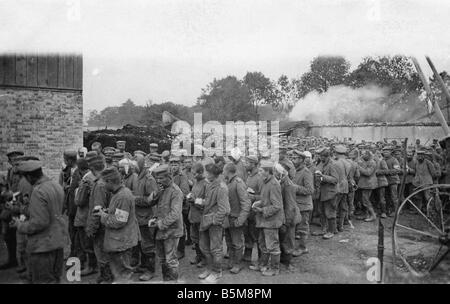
0, 87, 83, 181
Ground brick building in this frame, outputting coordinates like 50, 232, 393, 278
0, 54, 83, 180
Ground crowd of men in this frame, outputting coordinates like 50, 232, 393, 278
0, 135, 448, 283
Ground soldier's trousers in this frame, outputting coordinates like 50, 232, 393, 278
74, 226, 96, 268
139, 225, 156, 273
279, 224, 295, 255
190, 222, 201, 245
156, 237, 180, 272
318, 198, 337, 234
361, 189, 374, 211
3, 227, 17, 265
296, 210, 311, 250
413, 188, 431, 210
29, 248, 64, 284
199, 225, 223, 273
336, 193, 349, 229
348, 191, 355, 216
16, 230, 28, 270
225, 225, 244, 267
109, 248, 134, 282
386, 184, 399, 213
258, 228, 281, 255
375, 187, 387, 214
243, 214, 258, 250
93, 229, 110, 266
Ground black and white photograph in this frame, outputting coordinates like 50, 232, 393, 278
0, 0, 450, 288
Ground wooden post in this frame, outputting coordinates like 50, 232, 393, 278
411, 57, 450, 135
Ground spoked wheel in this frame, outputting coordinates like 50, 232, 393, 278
392, 184, 450, 277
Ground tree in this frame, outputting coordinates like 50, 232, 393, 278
140, 101, 194, 126
296, 56, 350, 98
197, 76, 254, 123
346, 55, 421, 94
243, 72, 278, 119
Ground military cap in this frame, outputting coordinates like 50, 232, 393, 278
63, 150, 78, 158
316, 147, 329, 155
15, 156, 39, 162
153, 164, 170, 175
245, 155, 259, 163
102, 146, 116, 154
334, 145, 348, 154
161, 150, 170, 158
273, 163, 287, 175
17, 160, 42, 172
148, 153, 161, 162
292, 150, 306, 158
260, 159, 274, 168
169, 156, 180, 162
134, 150, 146, 157
91, 141, 102, 149
303, 151, 312, 158
382, 146, 393, 151
149, 143, 158, 148
416, 149, 426, 155
116, 140, 126, 145
87, 154, 104, 168
7, 150, 24, 159
112, 152, 124, 161
85, 151, 98, 160
100, 166, 121, 180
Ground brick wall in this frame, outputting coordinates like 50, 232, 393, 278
0, 87, 83, 181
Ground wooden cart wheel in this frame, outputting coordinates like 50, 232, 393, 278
392, 184, 450, 277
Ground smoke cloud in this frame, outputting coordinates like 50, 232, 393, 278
289, 85, 425, 124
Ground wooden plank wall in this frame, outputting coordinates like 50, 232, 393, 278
0, 54, 82, 90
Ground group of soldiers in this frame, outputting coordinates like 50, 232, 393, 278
0, 135, 448, 283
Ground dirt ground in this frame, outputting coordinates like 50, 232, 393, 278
0, 216, 449, 284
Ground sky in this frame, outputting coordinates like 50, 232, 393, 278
1, 0, 450, 111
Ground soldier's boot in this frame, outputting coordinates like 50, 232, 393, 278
97, 264, 114, 284
230, 248, 243, 274
139, 253, 155, 281
323, 219, 336, 239
262, 254, 280, 276
337, 213, 346, 232
190, 244, 202, 265
130, 245, 140, 268
284, 253, 295, 272
81, 253, 97, 276
293, 235, 309, 256
243, 247, 253, 262
364, 208, 377, 222
165, 267, 179, 282
177, 237, 185, 260
161, 264, 169, 281
250, 252, 269, 272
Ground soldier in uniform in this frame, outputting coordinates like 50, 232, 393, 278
12, 160, 68, 283
223, 163, 251, 274
170, 156, 190, 259
187, 162, 208, 267
148, 164, 184, 281
251, 160, 284, 276
133, 154, 158, 281
149, 143, 159, 154
0, 150, 24, 270
334, 145, 351, 232
383, 146, 402, 217
290, 150, 314, 255
198, 163, 230, 283
357, 150, 378, 222
85, 154, 114, 284
315, 147, 339, 239
274, 163, 301, 271
118, 158, 138, 193
244, 155, 263, 265
95, 167, 139, 283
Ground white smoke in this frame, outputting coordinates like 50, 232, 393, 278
289, 85, 392, 124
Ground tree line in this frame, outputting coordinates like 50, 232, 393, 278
87, 55, 450, 127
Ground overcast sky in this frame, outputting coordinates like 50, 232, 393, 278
1, 0, 450, 111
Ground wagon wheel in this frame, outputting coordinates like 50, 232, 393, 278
392, 184, 450, 277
